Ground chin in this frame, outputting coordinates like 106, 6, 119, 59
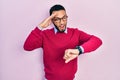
59, 27, 66, 31
59, 29, 65, 32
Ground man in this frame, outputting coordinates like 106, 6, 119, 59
24, 4, 102, 80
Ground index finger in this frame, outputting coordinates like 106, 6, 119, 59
50, 13, 57, 19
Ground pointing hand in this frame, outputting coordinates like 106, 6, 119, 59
63, 49, 79, 63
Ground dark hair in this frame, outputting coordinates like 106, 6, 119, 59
49, 4, 66, 15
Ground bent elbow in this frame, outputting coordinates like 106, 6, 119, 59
23, 43, 33, 51
97, 36, 103, 48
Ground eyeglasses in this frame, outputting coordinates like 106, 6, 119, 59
53, 15, 68, 23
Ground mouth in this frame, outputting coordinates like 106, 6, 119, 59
59, 25, 65, 30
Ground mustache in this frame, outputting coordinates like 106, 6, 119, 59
53, 23, 66, 33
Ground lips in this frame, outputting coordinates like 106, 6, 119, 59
60, 25, 65, 29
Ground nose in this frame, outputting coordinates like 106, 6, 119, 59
60, 19, 64, 24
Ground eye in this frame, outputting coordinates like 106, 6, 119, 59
62, 16, 68, 20
63, 17, 66, 19
54, 18, 60, 21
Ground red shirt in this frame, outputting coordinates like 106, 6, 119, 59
24, 27, 102, 80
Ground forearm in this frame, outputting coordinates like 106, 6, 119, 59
81, 35, 102, 53
23, 27, 43, 51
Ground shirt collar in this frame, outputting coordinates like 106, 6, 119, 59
54, 27, 67, 34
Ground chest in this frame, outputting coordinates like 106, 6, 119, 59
43, 32, 79, 49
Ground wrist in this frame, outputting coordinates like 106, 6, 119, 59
37, 24, 44, 30
75, 46, 83, 55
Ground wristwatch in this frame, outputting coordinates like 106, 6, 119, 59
76, 46, 83, 55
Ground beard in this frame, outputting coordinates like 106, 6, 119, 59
53, 24, 66, 33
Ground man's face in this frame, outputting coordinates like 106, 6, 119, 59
52, 10, 68, 32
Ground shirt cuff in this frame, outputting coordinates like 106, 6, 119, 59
37, 26, 43, 30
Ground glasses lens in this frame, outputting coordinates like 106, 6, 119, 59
53, 16, 68, 23
62, 16, 68, 20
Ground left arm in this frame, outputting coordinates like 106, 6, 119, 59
63, 29, 102, 63
80, 35, 102, 53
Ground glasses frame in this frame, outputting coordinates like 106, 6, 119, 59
52, 15, 68, 23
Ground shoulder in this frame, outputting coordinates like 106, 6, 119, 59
67, 27, 90, 36
67, 27, 82, 33
41, 28, 54, 37
42, 28, 54, 33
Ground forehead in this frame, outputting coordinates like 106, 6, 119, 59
53, 10, 66, 18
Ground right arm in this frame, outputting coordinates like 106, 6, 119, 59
23, 27, 43, 51
23, 13, 57, 51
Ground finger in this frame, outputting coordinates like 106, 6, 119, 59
63, 53, 69, 60
63, 49, 68, 59
63, 55, 66, 59
50, 13, 57, 19
64, 49, 73, 59
66, 51, 72, 58
64, 49, 72, 59
65, 58, 72, 63
51, 12, 57, 17
48, 20, 52, 25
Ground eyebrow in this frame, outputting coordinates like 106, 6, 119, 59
54, 15, 67, 19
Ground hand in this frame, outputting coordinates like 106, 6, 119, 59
38, 13, 57, 28
63, 49, 79, 63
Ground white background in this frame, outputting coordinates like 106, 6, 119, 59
0, 0, 120, 80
